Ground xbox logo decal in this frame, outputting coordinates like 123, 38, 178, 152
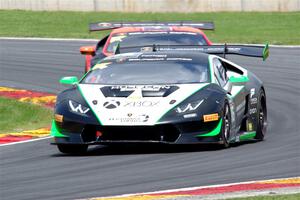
103, 100, 121, 109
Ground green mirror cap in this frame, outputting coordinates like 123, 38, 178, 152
229, 75, 249, 83
263, 43, 269, 61
59, 76, 78, 85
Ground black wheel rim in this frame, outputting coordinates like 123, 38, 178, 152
224, 105, 230, 141
259, 100, 267, 134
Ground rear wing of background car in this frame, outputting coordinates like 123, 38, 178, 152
89, 21, 215, 31
116, 43, 269, 61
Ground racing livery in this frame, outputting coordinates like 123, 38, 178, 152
80, 21, 214, 72
51, 44, 269, 154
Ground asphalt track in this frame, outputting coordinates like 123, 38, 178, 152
0, 39, 299, 200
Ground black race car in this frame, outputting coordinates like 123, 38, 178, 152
51, 44, 269, 154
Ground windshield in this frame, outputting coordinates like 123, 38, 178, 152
106, 32, 207, 53
81, 61, 209, 85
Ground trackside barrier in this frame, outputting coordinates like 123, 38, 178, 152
0, 0, 299, 12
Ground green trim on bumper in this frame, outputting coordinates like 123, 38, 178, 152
196, 119, 223, 137
50, 120, 67, 137
239, 131, 256, 141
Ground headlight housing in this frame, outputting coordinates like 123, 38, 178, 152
176, 99, 204, 114
68, 100, 90, 115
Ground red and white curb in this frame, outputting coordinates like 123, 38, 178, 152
84, 177, 300, 200
0, 87, 55, 145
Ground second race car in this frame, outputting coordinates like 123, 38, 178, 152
80, 21, 214, 72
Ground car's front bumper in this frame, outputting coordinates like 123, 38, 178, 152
51, 119, 223, 145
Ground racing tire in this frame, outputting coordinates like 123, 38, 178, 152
255, 90, 267, 140
221, 102, 231, 148
57, 144, 88, 154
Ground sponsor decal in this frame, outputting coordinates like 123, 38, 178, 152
109, 114, 149, 123
69, 100, 89, 114
129, 58, 165, 62
250, 88, 255, 98
101, 85, 178, 98
98, 22, 112, 27
141, 54, 167, 58
249, 108, 257, 114
166, 58, 193, 61
103, 100, 121, 109
103, 100, 160, 108
129, 31, 168, 35
140, 47, 154, 52
250, 88, 257, 105
250, 97, 258, 105
123, 100, 159, 107
110, 85, 171, 91
54, 114, 63, 123
203, 113, 219, 122
176, 100, 204, 113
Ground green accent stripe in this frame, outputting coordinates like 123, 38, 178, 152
77, 85, 103, 125
197, 119, 223, 137
156, 83, 209, 123
239, 131, 256, 141
50, 120, 67, 137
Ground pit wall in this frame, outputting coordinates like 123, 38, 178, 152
1, 0, 300, 12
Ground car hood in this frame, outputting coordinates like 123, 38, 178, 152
78, 83, 209, 126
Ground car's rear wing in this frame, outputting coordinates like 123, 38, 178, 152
89, 21, 215, 32
116, 44, 269, 61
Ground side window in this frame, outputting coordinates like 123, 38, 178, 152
213, 58, 227, 87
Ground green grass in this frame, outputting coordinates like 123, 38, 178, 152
226, 193, 300, 200
0, 10, 299, 44
0, 97, 53, 133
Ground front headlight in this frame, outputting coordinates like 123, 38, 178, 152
68, 100, 90, 115
176, 99, 204, 114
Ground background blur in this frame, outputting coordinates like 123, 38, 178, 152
1, 0, 300, 12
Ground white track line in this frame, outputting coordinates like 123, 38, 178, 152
86, 176, 300, 199
1, 37, 300, 48
0, 136, 52, 147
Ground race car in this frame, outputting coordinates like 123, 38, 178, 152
51, 44, 269, 154
80, 21, 214, 72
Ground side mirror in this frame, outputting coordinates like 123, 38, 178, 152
59, 76, 78, 85
80, 46, 96, 55
229, 75, 249, 83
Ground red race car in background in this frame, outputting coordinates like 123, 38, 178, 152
80, 21, 214, 72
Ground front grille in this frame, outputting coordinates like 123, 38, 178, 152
82, 124, 180, 143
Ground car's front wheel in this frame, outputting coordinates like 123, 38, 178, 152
255, 90, 267, 140
221, 102, 231, 148
57, 144, 88, 154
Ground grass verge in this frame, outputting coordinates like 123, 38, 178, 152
226, 193, 300, 200
0, 97, 53, 133
0, 10, 299, 44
